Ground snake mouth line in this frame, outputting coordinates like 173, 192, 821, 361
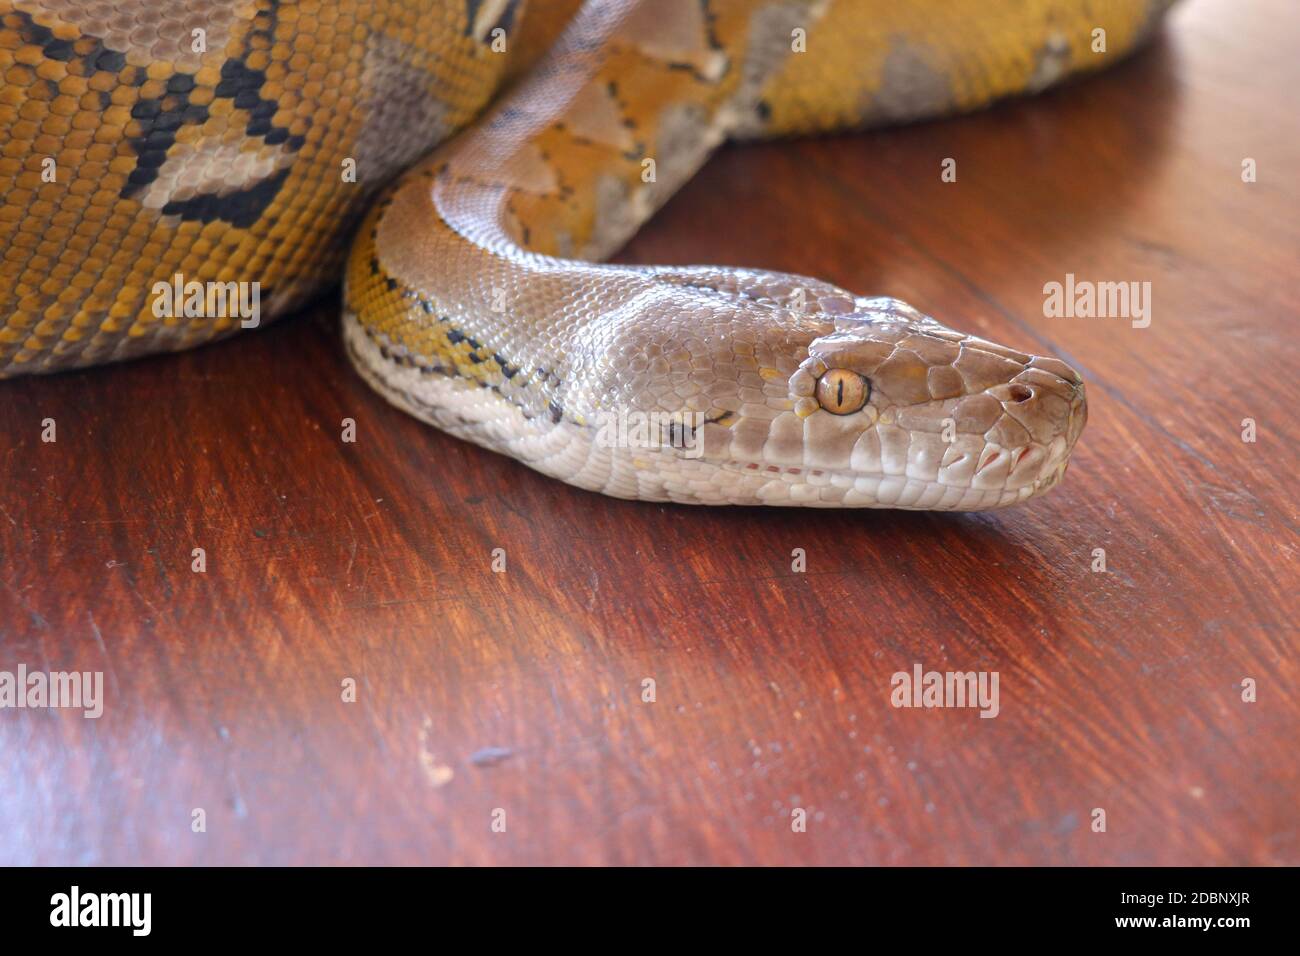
715, 453, 1069, 490
707, 444, 1074, 507
712, 460, 1069, 510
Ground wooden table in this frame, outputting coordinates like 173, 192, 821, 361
2, 0, 1295, 866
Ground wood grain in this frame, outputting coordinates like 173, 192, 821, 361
1, 0, 1295, 866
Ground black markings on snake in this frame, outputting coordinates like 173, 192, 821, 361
371, 263, 543, 394
106, 0, 305, 226
12, 12, 119, 71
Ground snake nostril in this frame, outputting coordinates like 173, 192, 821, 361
1008, 384, 1033, 403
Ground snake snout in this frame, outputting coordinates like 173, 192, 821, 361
982, 358, 1086, 492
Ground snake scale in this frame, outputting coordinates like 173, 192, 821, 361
1, 0, 1174, 508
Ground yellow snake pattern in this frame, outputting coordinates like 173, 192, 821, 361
1, 0, 1170, 377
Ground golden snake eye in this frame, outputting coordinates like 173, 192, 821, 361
815, 369, 869, 414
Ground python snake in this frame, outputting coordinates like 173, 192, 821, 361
0, 0, 1174, 508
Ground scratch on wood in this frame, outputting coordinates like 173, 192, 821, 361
87, 611, 121, 698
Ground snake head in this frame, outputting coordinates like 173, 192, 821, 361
774, 296, 1087, 508
633, 292, 1087, 508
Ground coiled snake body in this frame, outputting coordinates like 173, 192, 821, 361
1, 0, 1174, 507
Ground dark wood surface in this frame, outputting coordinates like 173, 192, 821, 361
2, 0, 1296, 866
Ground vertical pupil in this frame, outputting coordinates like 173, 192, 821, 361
817, 370, 868, 414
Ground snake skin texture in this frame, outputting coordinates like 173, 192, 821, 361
0, 0, 577, 370
2, 0, 1175, 508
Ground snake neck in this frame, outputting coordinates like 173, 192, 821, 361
345, 0, 830, 435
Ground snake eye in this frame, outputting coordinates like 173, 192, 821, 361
815, 369, 870, 415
